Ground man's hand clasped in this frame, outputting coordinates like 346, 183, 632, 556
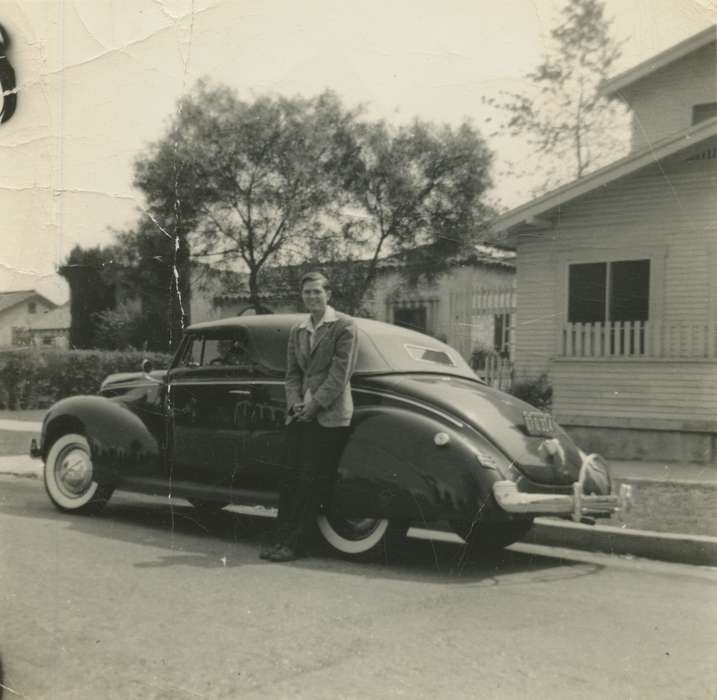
290, 400, 320, 422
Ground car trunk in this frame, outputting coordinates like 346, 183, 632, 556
356, 373, 583, 486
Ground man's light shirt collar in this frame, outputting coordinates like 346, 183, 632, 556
299, 305, 337, 332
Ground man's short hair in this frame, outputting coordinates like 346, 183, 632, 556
300, 271, 330, 292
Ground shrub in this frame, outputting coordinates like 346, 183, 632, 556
92, 307, 139, 351
510, 373, 553, 412
0, 348, 173, 410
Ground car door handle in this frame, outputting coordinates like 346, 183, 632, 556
229, 389, 253, 398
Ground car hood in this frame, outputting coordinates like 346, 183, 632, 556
356, 373, 583, 485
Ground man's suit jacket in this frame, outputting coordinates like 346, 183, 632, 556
285, 312, 357, 427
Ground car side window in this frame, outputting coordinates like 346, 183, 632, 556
202, 339, 223, 365
175, 330, 260, 373
178, 337, 202, 368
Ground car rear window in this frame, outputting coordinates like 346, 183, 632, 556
404, 344, 456, 367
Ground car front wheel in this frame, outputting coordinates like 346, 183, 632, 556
44, 433, 113, 514
316, 514, 406, 558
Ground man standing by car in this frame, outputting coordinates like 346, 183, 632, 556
261, 271, 357, 562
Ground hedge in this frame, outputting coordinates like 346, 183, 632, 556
0, 348, 173, 410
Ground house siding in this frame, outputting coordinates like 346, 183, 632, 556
514, 155, 717, 433
369, 264, 515, 359
621, 41, 717, 151
552, 360, 717, 429
0, 298, 56, 346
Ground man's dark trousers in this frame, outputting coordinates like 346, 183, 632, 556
275, 419, 349, 554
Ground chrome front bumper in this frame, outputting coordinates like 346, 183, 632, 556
493, 454, 633, 522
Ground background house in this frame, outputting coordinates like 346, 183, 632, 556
368, 245, 516, 365
493, 27, 717, 464
190, 246, 516, 385
27, 303, 71, 348
0, 290, 57, 346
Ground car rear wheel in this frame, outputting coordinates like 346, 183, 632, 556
316, 514, 407, 558
451, 518, 534, 554
44, 434, 113, 514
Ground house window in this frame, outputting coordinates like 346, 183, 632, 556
393, 306, 427, 333
28, 301, 36, 314
11, 327, 31, 346
42, 336, 53, 346
692, 102, 717, 125
568, 259, 650, 324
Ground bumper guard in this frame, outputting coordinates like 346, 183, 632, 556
493, 454, 633, 522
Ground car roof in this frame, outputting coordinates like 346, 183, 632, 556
185, 313, 476, 379
187, 313, 426, 339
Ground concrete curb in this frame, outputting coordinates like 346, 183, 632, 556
616, 476, 717, 489
527, 518, 717, 567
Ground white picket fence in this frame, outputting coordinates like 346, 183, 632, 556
476, 353, 514, 391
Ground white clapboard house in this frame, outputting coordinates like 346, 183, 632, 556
493, 26, 717, 464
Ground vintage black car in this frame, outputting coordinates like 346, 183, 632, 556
31, 315, 631, 558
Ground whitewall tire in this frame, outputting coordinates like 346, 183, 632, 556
44, 434, 112, 514
316, 514, 392, 556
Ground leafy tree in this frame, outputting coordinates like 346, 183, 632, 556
133, 93, 213, 344
60, 219, 179, 352
135, 82, 358, 315
134, 82, 495, 316
340, 118, 494, 304
59, 245, 117, 349
109, 218, 178, 351
484, 0, 627, 191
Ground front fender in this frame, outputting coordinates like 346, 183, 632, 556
333, 405, 504, 523
42, 396, 163, 483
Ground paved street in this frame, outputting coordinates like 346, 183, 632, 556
1, 477, 716, 700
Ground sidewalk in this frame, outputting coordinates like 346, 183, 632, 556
609, 459, 717, 485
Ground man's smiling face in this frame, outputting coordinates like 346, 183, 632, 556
301, 279, 330, 317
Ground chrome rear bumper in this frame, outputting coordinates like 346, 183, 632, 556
493, 454, 633, 522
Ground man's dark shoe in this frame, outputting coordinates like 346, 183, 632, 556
266, 545, 300, 562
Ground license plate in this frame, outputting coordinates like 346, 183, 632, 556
523, 411, 555, 437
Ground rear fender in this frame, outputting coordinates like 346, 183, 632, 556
42, 396, 163, 483
333, 405, 502, 523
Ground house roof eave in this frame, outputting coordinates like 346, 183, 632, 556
600, 25, 716, 98
0, 290, 58, 316
491, 117, 717, 242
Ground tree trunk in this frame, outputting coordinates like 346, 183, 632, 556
247, 267, 272, 315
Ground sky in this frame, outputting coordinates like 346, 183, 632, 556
0, 0, 715, 303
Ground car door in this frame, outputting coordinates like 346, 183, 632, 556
242, 380, 288, 490
169, 331, 255, 492
240, 322, 292, 491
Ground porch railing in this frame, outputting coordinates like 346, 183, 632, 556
475, 353, 514, 391
560, 320, 717, 359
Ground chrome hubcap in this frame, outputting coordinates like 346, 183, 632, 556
56, 448, 93, 497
